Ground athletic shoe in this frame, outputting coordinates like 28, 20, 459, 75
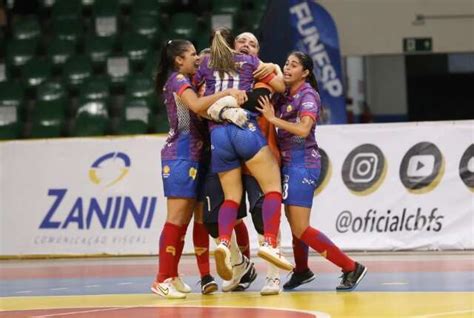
260, 263, 280, 295
260, 276, 281, 295
200, 274, 218, 295
283, 269, 316, 290
222, 255, 252, 292
215, 241, 233, 280
336, 262, 367, 291
172, 276, 192, 293
257, 242, 294, 271
234, 264, 257, 291
151, 278, 186, 299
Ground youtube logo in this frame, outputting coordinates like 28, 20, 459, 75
407, 155, 435, 178
400, 142, 444, 193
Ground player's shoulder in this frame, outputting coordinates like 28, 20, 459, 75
174, 72, 192, 84
235, 52, 259, 65
299, 84, 320, 101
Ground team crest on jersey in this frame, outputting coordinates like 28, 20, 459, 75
176, 74, 185, 80
286, 104, 293, 112
189, 167, 197, 180
247, 122, 256, 131
302, 177, 316, 186
163, 165, 171, 178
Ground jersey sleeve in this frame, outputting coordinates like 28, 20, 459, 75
172, 74, 193, 97
298, 91, 320, 122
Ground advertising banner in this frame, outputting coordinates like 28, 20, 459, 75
0, 136, 166, 255
309, 121, 473, 250
0, 121, 472, 256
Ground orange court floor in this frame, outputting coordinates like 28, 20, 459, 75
0, 251, 473, 318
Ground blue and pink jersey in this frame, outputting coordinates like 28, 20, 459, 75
161, 72, 208, 162
194, 53, 261, 96
194, 54, 262, 130
275, 82, 321, 168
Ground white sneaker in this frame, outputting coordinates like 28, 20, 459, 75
257, 242, 294, 271
172, 276, 192, 293
222, 255, 252, 292
151, 278, 186, 299
260, 276, 281, 296
215, 242, 233, 280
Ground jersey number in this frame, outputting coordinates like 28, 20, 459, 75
213, 71, 240, 92
282, 182, 289, 200
205, 196, 211, 213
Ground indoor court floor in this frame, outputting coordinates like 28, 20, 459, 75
0, 252, 473, 317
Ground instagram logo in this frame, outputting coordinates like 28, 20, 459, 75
349, 153, 378, 183
342, 144, 386, 195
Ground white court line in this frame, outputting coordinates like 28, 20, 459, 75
14, 290, 32, 294
50, 287, 68, 291
381, 282, 408, 285
411, 309, 474, 318
84, 285, 100, 288
117, 282, 133, 285
32, 307, 127, 318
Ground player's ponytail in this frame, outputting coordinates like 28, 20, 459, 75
155, 39, 192, 94
209, 28, 237, 78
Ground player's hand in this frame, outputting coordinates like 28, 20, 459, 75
227, 89, 248, 105
253, 63, 275, 79
256, 95, 276, 122
221, 107, 248, 128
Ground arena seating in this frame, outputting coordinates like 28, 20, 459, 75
0, 0, 268, 139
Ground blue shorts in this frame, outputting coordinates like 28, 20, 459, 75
282, 165, 321, 208
162, 159, 204, 199
210, 120, 267, 173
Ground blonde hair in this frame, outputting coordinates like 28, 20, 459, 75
209, 28, 237, 78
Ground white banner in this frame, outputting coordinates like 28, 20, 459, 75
309, 120, 474, 251
0, 136, 166, 255
0, 121, 473, 256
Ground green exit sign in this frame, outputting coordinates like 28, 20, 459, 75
403, 38, 433, 52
